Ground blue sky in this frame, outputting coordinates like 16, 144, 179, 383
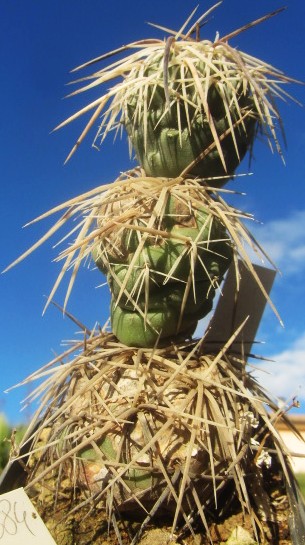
1, 0, 305, 424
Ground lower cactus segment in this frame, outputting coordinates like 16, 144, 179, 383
93, 183, 233, 346
20, 330, 295, 544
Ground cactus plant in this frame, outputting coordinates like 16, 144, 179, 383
2, 5, 304, 545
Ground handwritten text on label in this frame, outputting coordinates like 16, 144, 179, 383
0, 488, 56, 544
0, 498, 35, 539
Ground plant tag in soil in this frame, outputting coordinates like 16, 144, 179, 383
0, 487, 57, 544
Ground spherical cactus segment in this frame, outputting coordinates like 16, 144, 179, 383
92, 189, 233, 347
21, 169, 274, 330
57, 8, 298, 173
23, 332, 288, 536
124, 60, 257, 182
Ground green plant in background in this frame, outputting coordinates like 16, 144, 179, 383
0, 414, 26, 471
0, 414, 10, 471
2, 4, 304, 545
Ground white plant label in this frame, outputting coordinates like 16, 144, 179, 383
0, 488, 57, 544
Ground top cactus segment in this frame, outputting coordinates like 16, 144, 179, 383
123, 57, 257, 181
56, 4, 299, 175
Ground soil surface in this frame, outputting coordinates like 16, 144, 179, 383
37, 503, 292, 545
31, 466, 293, 545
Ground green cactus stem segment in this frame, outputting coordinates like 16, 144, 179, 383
92, 194, 233, 346
6, 170, 278, 321
124, 69, 257, 182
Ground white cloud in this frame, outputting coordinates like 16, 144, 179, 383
254, 332, 305, 405
247, 209, 305, 275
